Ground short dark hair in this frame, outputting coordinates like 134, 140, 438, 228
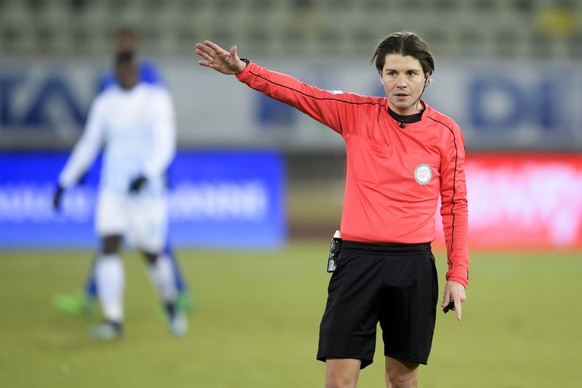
116, 27, 136, 40
371, 32, 435, 76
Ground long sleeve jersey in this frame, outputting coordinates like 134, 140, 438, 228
59, 83, 176, 196
237, 62, 469, 287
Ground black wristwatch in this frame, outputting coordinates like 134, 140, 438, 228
236, 58, 250, 75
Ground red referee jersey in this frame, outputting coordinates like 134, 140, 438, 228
237, 62, 469, 287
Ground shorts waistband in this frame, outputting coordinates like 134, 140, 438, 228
341, 240, 431, 254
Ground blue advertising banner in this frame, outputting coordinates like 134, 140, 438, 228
0, 150, 286, 250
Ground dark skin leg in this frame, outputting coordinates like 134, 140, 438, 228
101, 234, 122, 255
101, 234, 159, 264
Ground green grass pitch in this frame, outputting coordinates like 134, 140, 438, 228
1, 241, 581, 387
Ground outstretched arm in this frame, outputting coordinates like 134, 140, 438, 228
196, 39, 361, 135
195, 40, 247, 75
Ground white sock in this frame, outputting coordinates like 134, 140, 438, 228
147, 254, 178, 304
95, 254, 124, 323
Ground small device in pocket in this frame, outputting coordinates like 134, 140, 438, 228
327, 230, 342, 273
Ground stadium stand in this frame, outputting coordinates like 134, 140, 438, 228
0, 0, 579, 59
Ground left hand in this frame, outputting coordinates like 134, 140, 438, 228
53, 184, 65, 211
441, 280, 466, 321
129, 175, 148, 194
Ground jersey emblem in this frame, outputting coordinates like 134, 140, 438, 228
414, 163, 432, 185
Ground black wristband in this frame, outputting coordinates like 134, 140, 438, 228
236, 58, 250, 75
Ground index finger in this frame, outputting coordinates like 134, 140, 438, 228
454, 299, 462, 321
203, 40, 226, 54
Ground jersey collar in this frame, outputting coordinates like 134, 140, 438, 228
388, 103, 426, 124
387, 105, 425, 125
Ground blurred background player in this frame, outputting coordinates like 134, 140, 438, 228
54, 27, 194, 317
53, 51, 187, 339
98, 27, 163, 91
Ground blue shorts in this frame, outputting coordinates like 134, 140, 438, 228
316, 240, 438, 369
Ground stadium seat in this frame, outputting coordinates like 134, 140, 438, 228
0, 0, 580, 59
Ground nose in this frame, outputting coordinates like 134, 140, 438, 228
396, 74, 407, 88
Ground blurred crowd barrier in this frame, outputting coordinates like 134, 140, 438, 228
1, 58, 581, 151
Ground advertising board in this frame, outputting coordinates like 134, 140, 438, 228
0, 150, 286, 250
435, 153, 582, 250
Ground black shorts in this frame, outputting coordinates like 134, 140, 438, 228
316, 240, 438, 369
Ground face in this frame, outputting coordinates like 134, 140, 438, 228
115, 33, 137, 53
115, 62, 139, 90
380, 54, 428, 116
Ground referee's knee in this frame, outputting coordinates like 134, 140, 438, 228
325, 358, 360, 388
386, 357, 419, 388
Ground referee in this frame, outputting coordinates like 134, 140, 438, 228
196, 31, 469, 388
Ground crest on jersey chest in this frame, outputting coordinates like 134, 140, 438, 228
414, 163, 433, 185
